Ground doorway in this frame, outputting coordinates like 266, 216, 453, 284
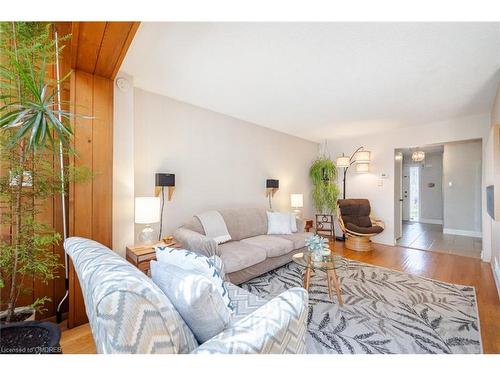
394, 141, 483, 259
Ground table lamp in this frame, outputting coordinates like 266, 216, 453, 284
290, 193, 304, 218
135, 197, 161, 245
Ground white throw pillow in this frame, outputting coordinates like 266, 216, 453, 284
267, 211, 293, 235
154, 246, 232, 310
151, 261, 232, 343
290, 213, 298, 233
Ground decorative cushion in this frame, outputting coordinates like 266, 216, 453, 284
151, 261, 232, 343
346, 222, 384, 234
275, 232, 314, 249
241, 235, 294, 258
218, 241, 267, 273
267, 211, 293, 235
155, 246, 232, 311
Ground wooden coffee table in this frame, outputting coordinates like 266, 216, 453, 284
292, 251, 344, 306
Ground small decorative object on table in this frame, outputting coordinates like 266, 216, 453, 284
305, 234, 331, 261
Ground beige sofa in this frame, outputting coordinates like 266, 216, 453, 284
173, 208, 313, 284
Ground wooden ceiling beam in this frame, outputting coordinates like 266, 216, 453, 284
70, 21, 139, 79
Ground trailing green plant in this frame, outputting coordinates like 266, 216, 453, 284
309, 157, 339, 214
0, 22, 90, 322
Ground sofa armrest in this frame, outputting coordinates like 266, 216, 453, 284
192, 287, 308, 354
173, 228, 219, 257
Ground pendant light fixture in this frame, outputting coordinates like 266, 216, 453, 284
411, 149, 425, 162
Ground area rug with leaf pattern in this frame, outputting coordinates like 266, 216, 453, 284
240, 257, 482, 354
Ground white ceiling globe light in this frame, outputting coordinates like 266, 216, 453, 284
411, 150, 425, 162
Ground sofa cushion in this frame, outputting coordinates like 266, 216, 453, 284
346, 222, 384, 234
275, 232, 314, 249
241, 235, 294, 258
338, 199, 372, 228
219, 241, 267, 273
151, 261, 232, 343
218, 208, 268, 241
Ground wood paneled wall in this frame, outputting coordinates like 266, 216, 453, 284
66, 22, 139, 328
68, 71, 114, 327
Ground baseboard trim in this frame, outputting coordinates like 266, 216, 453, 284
443, 228, 482, 238
418, 218, 443, 225
493, 258, 500, 301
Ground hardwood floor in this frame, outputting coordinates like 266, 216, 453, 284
59, 241, 500, 354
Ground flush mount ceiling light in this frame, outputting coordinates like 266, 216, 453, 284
411, 150, 425, 162
395, 152, 403, 161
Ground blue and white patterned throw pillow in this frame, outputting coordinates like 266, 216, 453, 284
155, 246, 233, 311
151, 261, 232, 343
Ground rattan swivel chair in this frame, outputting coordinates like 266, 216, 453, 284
337, 199, 384, 252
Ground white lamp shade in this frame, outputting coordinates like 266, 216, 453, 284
336, 156, 350, 168
355, 163, 370, 173
355, 150, 371, 163
135, 197, 161, 224
290, 194, 303, 208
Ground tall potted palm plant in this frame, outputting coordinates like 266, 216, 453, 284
0, 22, 88, 331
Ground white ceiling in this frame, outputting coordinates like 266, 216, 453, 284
122, 22, 500, 142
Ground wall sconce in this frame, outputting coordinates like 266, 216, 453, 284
154, 173, 175, 241
266, 179, 279, 210
155, 173, 175, 200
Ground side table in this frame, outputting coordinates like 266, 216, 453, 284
126, 237, 182, 275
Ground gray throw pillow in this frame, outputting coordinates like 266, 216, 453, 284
150, 260, 232, 343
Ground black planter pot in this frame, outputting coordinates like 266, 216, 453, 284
0, 321, 62, 354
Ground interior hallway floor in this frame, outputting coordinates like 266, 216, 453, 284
396, 221, 482, 258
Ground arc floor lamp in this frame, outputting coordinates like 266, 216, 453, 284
336, 146, 371, 199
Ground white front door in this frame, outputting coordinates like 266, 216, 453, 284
402, 165, 410, 221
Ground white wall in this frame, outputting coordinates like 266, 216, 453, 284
443, 141, 482, 236
419, 152, 443, 224
132, 88, 318, 241
112, 74, 135, 256
326, 113, 490, 248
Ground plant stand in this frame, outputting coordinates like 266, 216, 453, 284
315, 214, 335, 239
